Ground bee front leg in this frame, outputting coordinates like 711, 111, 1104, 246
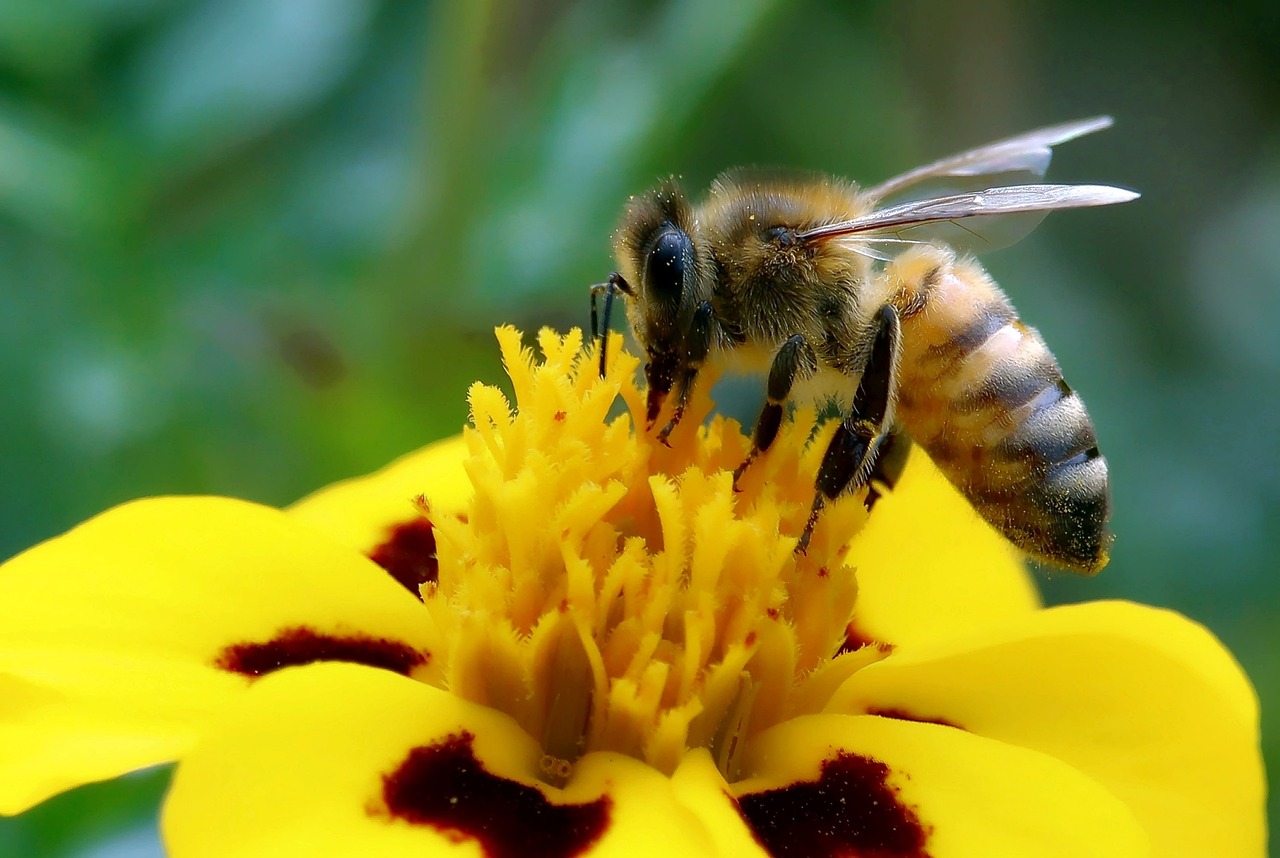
797, 304, 902, 554
589, 273, 633, 378
656, 300, 715, 445
733, 334, 818, 487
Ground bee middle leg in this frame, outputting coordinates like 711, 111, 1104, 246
733, 334, 818, 486
797, 304, 902, 554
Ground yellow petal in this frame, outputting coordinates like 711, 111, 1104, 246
558, 754, 719, 858
163, 663, 716, 858
0, 496, 439, 814
828, 601, 1265, 858
670, 749, 768, 858
737, 713, 1149, 858
845, 445, 1040, 648
289, 435, 471, 558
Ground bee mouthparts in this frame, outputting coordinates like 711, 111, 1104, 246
646, 388, 667, 427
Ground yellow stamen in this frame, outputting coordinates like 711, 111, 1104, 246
424, 327, 877, 782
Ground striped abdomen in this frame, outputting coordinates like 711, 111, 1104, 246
884, 248, 1111, 573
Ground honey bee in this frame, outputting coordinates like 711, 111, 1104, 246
591, 117, 1137, 573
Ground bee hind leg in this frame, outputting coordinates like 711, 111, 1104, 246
733, 334, 818, 487
797, 305, 901, 554
863, 431, 911, 511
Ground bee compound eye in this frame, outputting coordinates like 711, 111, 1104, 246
645, 225, 693, 302
765, 225, 800, 248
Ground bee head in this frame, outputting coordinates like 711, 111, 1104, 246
637, 221, 694, 421
613, 179, 702, 414
643, 223, 694, 309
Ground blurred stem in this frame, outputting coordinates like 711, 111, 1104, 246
387, 0, 503, 315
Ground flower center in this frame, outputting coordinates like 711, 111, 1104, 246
422, 329, 875, 783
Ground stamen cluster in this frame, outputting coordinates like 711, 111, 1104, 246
421, 328, 873, 781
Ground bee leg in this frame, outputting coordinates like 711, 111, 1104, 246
656, 300, 716, 446
589, 273, 633, 378
797, 305, 901, 554
733, 334, 817, 487
863, 431, 911, 511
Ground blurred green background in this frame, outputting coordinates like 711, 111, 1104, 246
0, 1, 1275, 854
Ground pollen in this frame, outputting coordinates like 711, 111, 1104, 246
422, 328, 874, 783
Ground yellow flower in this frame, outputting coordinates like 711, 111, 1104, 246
0, 327, 1265, 857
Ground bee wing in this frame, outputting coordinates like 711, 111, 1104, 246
864, 116, 1115, 202
797, 184, 1139, 253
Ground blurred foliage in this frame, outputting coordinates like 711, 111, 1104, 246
0, 1, 1276, 855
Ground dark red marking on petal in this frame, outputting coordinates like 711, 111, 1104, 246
382, 731, 611, 858
739, 752, 931, 858
836, 622, 894, 657
554, 410, 567, 421
216, 626, 427, 678
369, 517, 438, 599
868, 707, 963, 730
